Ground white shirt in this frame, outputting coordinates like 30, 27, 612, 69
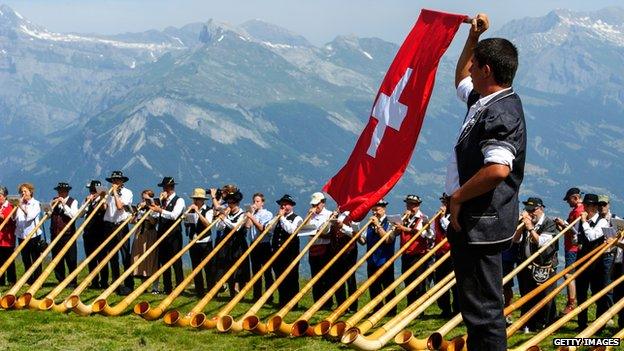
216, 208, 246, 232
15, 198, 42, 239
408, 210, 435, 240
444, 76, 516, 195
581, 213, 610, 242
310, 208, 332, 245
249, 208, 274, 243
103, 187, 133, 223
277, 211, 303, 235
185, 205, 214, 243
55, 196, 79, 219
440, 214, 451, 232
158, 192, 185, 220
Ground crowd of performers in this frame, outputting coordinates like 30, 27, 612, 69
0, 170, 623, 333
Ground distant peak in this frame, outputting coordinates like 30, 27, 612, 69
240, 19, 311, 47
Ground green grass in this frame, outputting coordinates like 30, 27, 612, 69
0, 266, 620, 351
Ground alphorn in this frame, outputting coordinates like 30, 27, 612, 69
71, 208, 191, 316
226, 212, 339, 335
216, 213, 329, 333
262, 216, 401, 337
135, 217, 239, 321
195, 215, 294, 329
0, 197, 99, 309
18, 197, 102, 308
163, 211, 267, 327
0, 205, 46, 282
40, 211, 149, 312
192, 212, 323, 329
309, 211, 442, 338
95, 216, 223, 316
561, 296, 624, 351
422, 219, 578, 351
514, 274, 624, 351
63, 210, 153, 314
328, 236, 449, 339
342, 273, 457, 351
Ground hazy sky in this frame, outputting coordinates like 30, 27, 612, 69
3, 0, 623, 45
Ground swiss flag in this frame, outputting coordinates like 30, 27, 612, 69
323, 9, 467, 221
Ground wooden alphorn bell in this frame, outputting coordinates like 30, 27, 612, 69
216, 213, 334, 334
88, 208, 193, 315
18, 196, 106, 309
307, 211, 443, 338
0, 196, 98, 309
264, 215, 409, 337
62, 210, 151, 314
40, 210, 149, 312
162, 212, 265, 327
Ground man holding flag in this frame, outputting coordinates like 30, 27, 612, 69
447, 14, 526, 351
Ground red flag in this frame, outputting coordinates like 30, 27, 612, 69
323, 9, 466, 221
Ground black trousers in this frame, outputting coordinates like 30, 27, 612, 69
51, 232, 78, 285
250, 242, 274, 300
436, 254, 459, 316
367, 263, 396, 315
577, 251, 611, 329
0, 246, 16, 285
20, 236, 45, 285
83, 228, 107, 287
104, 222, 133, 289
309, 245, 332, 309
189, 241, 215, 297
401, 253, 430, 305
334, 247, 358, 312
449, 232, 506, 351
159, 230, 184, 293
273, 253, 299, 308
517, 267, 557, 330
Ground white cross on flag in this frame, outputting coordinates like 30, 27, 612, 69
323, 9, 467, 221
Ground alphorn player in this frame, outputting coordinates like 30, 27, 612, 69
0, 185, 16, 286
576, 193, 612, 330
271, 194, 303, 308
395, 194, 433, 305
103, 170, 134, 294
215, 189, 249, 298
132, 189, 160, 293
512, 197, 559, 332
184, 188, 215, 297
329, 213, 359, 312
50, 182, 79, 286
363, 199, 397, 316
308, 192, 333, 309
554, 187, 584, 315
150, 177, 185, 295
446, 13, 526, 350
83, 180, 107, 289
245, 192, 275, 301
14, 183, 45, 285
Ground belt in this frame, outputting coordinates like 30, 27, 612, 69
105, 220, 126, 226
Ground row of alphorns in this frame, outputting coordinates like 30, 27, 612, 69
0, 187, 622, 351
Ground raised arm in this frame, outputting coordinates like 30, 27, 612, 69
455, 13, 489, 87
